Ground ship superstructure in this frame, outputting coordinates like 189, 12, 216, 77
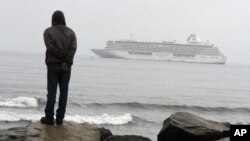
91, 34, 226, 64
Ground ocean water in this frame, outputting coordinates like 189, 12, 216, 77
0, 51, 250, 140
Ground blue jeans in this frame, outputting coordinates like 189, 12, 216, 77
45, 64, 71, 120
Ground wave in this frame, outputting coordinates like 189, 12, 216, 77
1, 96, 250, 114
132, 115, 160, 125
84, 102, 250, 113
0, 97, 39, 108
0, 112, 132, 125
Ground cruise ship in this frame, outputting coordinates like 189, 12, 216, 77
91, 34, 226, 64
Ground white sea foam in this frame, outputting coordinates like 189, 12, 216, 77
0, 112, 133, 125
0, 112, 42, 122
65, 113, 132, 125
0, 97, 38, 107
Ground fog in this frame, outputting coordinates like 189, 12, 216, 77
1, 0, 250, 65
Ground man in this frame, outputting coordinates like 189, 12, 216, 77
41, 10, 77, 125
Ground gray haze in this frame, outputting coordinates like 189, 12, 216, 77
1, 0, 250, 65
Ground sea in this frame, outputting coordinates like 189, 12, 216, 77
0, 51, 250, 141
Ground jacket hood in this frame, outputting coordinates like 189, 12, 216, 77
52, 10, 66, 26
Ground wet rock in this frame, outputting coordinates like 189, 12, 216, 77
0, 127, 26, 141
158, 112, 230, 141
26, 122, 100, 141
98, 127, 113, 141
0, 121, 112, 141
104, 135, 151, 141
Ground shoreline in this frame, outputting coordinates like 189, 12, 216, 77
0, 112, 230, 141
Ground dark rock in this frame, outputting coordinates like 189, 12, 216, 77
158, 112, 230, 141
98, 127, 113, 141
104, 135, 151, 141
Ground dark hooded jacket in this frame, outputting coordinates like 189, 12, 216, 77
44, 10, 77, 66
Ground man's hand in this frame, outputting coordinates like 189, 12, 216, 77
61, 63, 68, 72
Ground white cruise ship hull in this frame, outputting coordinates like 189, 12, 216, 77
91, 49, 226, 64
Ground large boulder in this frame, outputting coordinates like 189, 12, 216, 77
104, 135, 151, 141
0, 122, 112, 141
158, 112, 230, 141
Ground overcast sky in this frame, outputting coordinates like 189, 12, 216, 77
1, 0, 250, 64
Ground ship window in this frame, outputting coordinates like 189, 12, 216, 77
129, 52, 152, 55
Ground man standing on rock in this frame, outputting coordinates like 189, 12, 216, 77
41, 10, 77, 125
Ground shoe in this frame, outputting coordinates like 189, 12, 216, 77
40, 117, 54, 125
55, 119, 63, 124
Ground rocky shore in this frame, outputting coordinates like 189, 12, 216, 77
0, 112, 230, 141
